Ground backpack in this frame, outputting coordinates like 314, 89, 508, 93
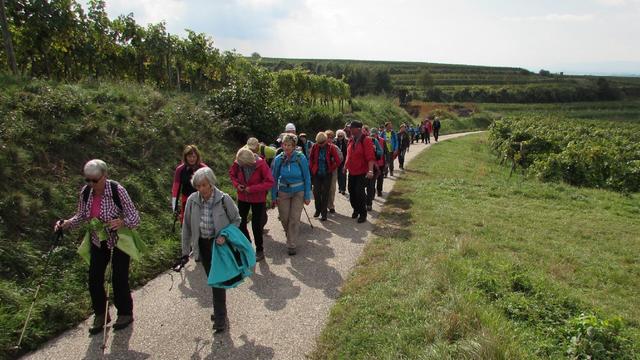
372, 137, 383, 160
83, 180, 122, 211
277, 151, 308, 186
332, 143, 344, 163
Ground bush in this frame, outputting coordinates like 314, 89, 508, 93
566, 314, 634, 359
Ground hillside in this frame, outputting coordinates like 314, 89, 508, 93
257, 57, 640, 102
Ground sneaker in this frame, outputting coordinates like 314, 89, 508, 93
313, 210, 320, 218
357, 216, 367, 223
113, 315, 134, 331
255, 250, 265, 262
351, 212, 358, 219
287, 248, 297, 256
329, 208, 336, 213
89, 313, 111, 335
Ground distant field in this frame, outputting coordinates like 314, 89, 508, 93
257, 57, 640, 102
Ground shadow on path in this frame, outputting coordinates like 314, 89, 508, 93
248, 261, 301, 311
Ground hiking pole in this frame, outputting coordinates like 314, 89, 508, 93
302, 206, 314, 229
101, 244, 115, 355
14, 220, 64, 351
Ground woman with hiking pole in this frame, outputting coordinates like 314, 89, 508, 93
55, 159, 140, 335
271, 133, 312, 255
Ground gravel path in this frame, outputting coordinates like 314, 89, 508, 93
23, 132, 479, 360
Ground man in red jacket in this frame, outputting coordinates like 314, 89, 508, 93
344, 121, 376, 223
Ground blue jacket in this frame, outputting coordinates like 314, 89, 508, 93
381, 130, 398, 152
208, 224, 256, 289
271, 151, 312, 202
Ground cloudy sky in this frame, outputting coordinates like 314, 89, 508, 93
88, 0, 640, 74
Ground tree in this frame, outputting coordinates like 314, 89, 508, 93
0, 0, 17, 74
417, 69, 434, 92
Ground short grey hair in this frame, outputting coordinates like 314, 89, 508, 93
83, 159, 108, 177
236, 148, 257, 166
281, 133, 297, 146
246, 137, 259, 152
336, 129, 346, 138
191, 167, 217, 188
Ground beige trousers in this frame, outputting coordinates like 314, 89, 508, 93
327, 170, 338, 210
277, 191, 305, 249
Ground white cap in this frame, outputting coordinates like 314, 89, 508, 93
285, 123, 296, 132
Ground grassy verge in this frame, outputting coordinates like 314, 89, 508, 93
312, 133, 639, 359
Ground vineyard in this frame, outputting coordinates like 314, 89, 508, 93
258, 57, 640, 102
488, 116, 640, 192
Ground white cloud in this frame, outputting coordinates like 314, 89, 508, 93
502, 13, 595, 22
103, 0, 187, 25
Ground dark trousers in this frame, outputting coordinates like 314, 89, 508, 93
312, 174, 332, 216
398, 148, 407, 168
384, 152, 394, 175
348, 174, 367, 218
376, 167, 384, 194
198, 237, 227, 320
425, 132, 431, 143
337, 164, 347, 192
238, 201, 266, 252
89, 242, 133, 316
434, 129, 439, 142
366, 168, 381, 206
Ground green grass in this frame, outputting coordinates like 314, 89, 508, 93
312, 133, 639, 359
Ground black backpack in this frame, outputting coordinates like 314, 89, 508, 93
82, 180, 122, 211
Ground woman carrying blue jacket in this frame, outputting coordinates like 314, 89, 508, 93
181, 167, 242, 333
271, 133, 312, 255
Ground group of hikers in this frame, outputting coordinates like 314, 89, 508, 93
407, 116, 442, 144
52, 117, 440, 337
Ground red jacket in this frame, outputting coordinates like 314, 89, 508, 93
345, 135, 376, 176
229, 157, 275, 203
309, 143, 341, 176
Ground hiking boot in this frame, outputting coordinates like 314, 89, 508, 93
213, 316, 228, 333
357, 216, 367, 223
287, 248, 297, 256
320, 215, 328, 221
377, 191, 383, 197
390, 171, 394, 177
113, 315, 134, 331
89, 313, 111, 335
351, 212, 358, 219
329, 208, 336, 213
255, 250, 265, 262
313, 210, 320, 218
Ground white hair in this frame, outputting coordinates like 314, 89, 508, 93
336, 129, 346, 138
83, 159, 108, 177
191, 167, 217, 188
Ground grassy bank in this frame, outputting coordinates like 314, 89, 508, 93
0, 78, 238, 358
313, 133, 639, 359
